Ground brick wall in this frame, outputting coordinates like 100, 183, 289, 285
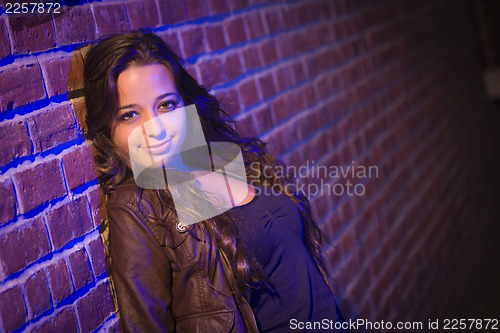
1, 0, 498, 332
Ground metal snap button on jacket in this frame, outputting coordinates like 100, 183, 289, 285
176, 221, 187, 233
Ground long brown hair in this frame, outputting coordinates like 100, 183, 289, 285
83, 30, 332, 295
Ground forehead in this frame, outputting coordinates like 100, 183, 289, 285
117, 63, 175, 89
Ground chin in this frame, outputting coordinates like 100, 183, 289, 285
131, 150, 184, 169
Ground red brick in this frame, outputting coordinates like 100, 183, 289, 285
185, 0, 211, 20
275, 65, 296, 90
223, 52, 243, 81
315, 24, 332, 46
314, 192, 332, 220
318, 49, 334, 73
76, 282, 114, 333
180, 26, 205, 59
271, 95, 290, 123
280, 6, 298, 30
14, 159, 66, 213
238, 79, 259, 108
306, 56, 319, 79
68, 248, 93, 290
228, 0, 249, 11
204, 23, 227, 52
0, 62, 45, 112
68, 53, 86, 92
315, 76, 331, 100
311, 108, 326, 134
185, 64, 200, 82
253, 106, 273, 132
27, 104, 79, 152
0, 179, 16, 225
235, 112, 257, 137
47, 258, 73, 303
39, 53, 84, 97
31, 307, 78, 333
245, 12, 266, 40
53, 6, 96, 46
263, 128, 284, 155
46, 197, 93, 249
88, 237, 107, 277
157, 0, 187, 25
302, 85, 317, 107
0, 119, 32, 167
248, 0, 270, 4
126, 0, 159, 30
0, 217, 50, 275
298, 106, 318, 135
277, 34, 295, 59
339, 229, 355, 254
62, 145, 97, 191
87, 188, 104, 227
9, 14, 54, 54
225, 16, 247, 45
295, 2, 319, 25
25, 270, 52, 319
93, 3, 130, 36
329, 71, 342, 92
197, 57, 224, 87
105, 321, 120, 333
0, 286, 26, 332
217, 87, 241, 116
340, 42, 353, 63
293, 60, 306, 82
0, 17, 11, 59
257, 72, 277, 100
242, 46, 261, 71
260, 39, 278, 65
264, 8, 284, 34
158, 30, 182, 58
209, 0, 229, 14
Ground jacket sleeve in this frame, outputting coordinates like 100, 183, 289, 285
107, 203, 175, 333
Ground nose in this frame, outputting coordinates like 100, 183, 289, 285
142, 109, 166, 140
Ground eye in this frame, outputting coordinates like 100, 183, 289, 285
158, 100, 178, 112
119, 111, 139, 121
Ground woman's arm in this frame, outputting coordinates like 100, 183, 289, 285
107, 203, 175, 333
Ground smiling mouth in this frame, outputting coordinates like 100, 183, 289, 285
142, 137, 173, 155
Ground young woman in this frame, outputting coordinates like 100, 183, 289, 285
83, 30, 346, 332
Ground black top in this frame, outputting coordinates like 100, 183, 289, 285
228, 186, 346, 332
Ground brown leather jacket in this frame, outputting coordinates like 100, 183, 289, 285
107, 183, 259, 332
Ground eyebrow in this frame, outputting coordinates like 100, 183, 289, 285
116, 92, 179, 111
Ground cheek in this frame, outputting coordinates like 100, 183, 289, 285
112, 125, 132, 152
162, 111, 188, 140
178, 115, 188, 140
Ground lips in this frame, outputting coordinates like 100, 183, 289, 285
142, 137, 173, 155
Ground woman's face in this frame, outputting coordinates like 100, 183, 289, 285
112, 63, 186, 168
